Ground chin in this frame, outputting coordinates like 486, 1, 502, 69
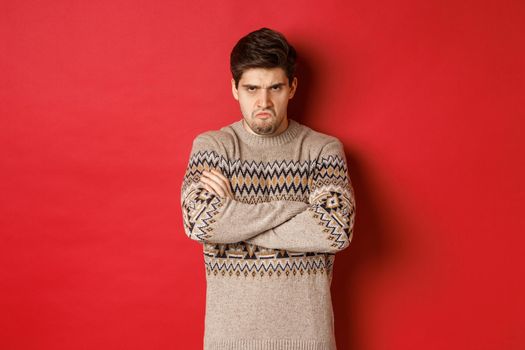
244, 116, 282, 135
251, 117, 273, 126
251, 123, 275, 134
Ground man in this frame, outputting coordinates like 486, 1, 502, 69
181, 27, 356, 350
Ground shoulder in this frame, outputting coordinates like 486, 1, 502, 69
297, 122, 345, 157
304, 127, 342, 147
190, 123, 237, 155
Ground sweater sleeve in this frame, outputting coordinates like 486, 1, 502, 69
244, 140, 356, 254
181, 133, 309, 244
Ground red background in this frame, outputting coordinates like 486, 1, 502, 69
1, 0, 524, 349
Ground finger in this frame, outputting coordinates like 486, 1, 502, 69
202, 169, 234, 199
210, 169, 234, 198
210, 173, 233, 198
202, 182, 220, 196
200, 175, 226, 197
201, 172, 224, 189
197, 181, 215, 195
201, 171, 229, 196
203, 183, 218, 196
210, 169, 230, 185
209, 169, 229, 185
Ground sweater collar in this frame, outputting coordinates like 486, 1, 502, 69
231, 118, 301, 147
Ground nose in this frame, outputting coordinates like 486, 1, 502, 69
257, 89, 272, 108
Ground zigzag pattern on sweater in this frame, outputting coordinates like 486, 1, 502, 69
182, 187, 224, 242
309, 188, 355, 250
204, 254, 335, 278
181, 149, 354, 254
203, 242, 326, 259
182, 150, 351, 200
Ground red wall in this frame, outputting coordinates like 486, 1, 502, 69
1, 0, 524, 349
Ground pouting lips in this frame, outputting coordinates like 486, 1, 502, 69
255, 112, 273, 119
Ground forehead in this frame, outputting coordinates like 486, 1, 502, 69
239, 67, 289, 85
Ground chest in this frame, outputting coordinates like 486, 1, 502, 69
226, 158, 316, 203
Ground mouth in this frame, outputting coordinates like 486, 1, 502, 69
255, 112, 273, 119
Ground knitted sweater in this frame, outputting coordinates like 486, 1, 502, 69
181, 118, 356, 350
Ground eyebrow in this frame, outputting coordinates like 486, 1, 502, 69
241, 83, 286, 89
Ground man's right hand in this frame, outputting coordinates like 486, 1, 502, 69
199, 169, 235, 200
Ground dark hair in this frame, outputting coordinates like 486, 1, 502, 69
230, 27, 297, 88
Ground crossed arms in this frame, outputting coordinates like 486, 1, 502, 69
180, 134, 356, 253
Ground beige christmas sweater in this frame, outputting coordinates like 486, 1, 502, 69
181, 118, 356, 350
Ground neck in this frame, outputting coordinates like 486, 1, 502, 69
242, 117, 289, 136
233, 118, 301, 147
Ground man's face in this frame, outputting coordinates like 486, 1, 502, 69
232, 67, 297, 136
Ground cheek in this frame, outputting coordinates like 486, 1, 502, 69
239, 96, 254, 108
243, 99, 254, 109
239, 100, 253, 116
275, 96, 289, 109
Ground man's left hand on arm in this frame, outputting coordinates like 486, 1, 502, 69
199, 169, 234, 199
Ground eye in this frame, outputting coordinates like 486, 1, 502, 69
246, 86, 257, 92
271, 85, 282, 91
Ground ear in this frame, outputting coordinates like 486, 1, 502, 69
288, 77, 298, 99
231, 78, 239, 100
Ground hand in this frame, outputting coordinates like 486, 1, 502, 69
199, 169, 234, 199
